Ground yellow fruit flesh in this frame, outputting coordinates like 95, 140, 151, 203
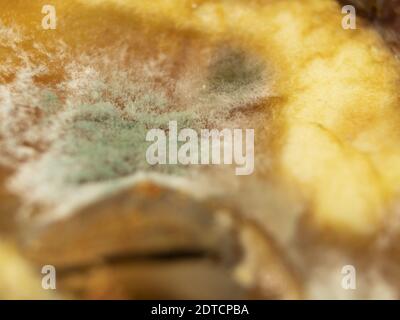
84, 0, 400, 235
79, 0, 400, 235
2, 0, 400, 236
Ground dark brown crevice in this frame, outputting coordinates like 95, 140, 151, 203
54, 249, 211, 276
337, 0, 400, 53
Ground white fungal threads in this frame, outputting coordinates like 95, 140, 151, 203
146, 121, 255, 176
41, 5, 57, 30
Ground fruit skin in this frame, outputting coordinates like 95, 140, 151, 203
22, 183, 301, 299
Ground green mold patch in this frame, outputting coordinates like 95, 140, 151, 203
48, 102, 198, 185
208, 47, 265, 94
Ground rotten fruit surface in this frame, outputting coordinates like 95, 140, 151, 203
1, 0, 400, 299
22, 183, 301, 299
